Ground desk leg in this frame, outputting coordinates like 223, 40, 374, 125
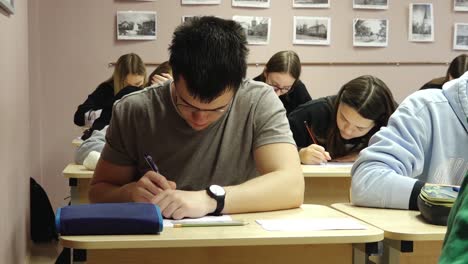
69, 178, 91, 205
353, 242, 379, 264
382, 240, 442, 264
382, 239, 413, 264
68, 248, 87, 264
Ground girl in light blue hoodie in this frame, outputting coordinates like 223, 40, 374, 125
351, 71, 468, 210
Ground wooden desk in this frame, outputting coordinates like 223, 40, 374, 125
60, 204, 383, 264
63, 164, 93, 205
302, 165, 352, 205
332, 203, 447, 264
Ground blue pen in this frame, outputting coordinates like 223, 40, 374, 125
143, 153, 159, 173
453, 186, 460, 192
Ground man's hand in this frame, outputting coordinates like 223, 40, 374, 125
126, 171, 176, 203
151, 190, 216, 220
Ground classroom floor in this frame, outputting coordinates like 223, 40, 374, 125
29, 241, 61, 264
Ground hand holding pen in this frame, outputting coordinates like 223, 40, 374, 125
143, 154, 177, 190
128, 154, 176, 203
299, 121, 331, 165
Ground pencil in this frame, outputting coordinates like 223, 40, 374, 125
173, 220, 247, 228
303, 121, 318, 145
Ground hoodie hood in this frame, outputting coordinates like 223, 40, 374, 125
443, 71, 468, 134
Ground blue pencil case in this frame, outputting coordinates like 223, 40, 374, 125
56, 203, 163, 235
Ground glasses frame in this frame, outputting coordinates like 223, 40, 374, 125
173, 83, 231, 116
265, 75, 296, 95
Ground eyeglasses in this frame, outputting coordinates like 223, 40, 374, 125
266, 76, 296, 95
173, 83, 231, 117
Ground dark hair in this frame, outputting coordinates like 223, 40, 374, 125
146, 61, 172, 87
108, 53, 146, 95
326, 75, 397, 158
169, 16, 248, 103
260, 50, 301, 80
446, 54, 468, 81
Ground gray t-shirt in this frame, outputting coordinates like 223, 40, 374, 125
101, 79, 295, 191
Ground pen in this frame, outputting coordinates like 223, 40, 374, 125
144, 153, 159, 173
173, 220, 248, 228
304, 121, 318, 145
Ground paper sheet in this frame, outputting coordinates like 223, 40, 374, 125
255, 218, 366, 231
164, 215, 233, 227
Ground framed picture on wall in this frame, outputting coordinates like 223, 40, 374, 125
353, 18, 388, 47
293, 16, 331, 45
353, 0, 388, 10
182, 0, 221, 4
409, 3, 434, 42
232, 0, 270, 8
293, 0, 330, 8
232, 15, 271, 45
454, 0, 468, 11
0, 0, 14, 14
117, 11, 157, 40
454, 23, 468, 50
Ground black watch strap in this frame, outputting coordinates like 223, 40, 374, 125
206, 186, 225, 216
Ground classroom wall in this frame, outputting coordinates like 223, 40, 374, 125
0, 0, 30, 262
29, 0, 468, 210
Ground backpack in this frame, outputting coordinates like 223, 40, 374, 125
30, 177, 58, 243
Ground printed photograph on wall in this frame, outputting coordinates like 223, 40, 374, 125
353, 18, 388, 47
353, 0, 388, 10
117, 11, 157, 40
232, 15, 271, 45
454, 23, 468, 50
454, 0, 468, 11
409, 3, 433, 42
293, 16, 330, 45
232, 0, 270, 8
0, 0, 14, 14
293, 0, 330, 8
182, 0, 221, 4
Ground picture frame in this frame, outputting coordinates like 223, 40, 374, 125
353, 0, 388, 10
353, 18, 388, 47
232, 15, 271, 45
293, 0, 330, 8
232, 0, 270, 8
182, 0, 221, 4
293, 16, 331, 45
0, 0, 14, 14
117, 11, 157, 40
454, 23, 468, 50
454, 0, 468, 11
409, 3, 434, 42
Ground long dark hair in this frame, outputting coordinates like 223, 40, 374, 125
326, 75, 397, 158
445, 54, 468, 81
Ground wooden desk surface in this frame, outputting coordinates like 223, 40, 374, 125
60, 204, 383, 250
301, 165, 351, 177
63, 164, 93, 179
332, 203, 446, 241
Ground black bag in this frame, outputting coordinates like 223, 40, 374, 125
30, 177, 58, 243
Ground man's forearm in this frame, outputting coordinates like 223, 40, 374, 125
89, 182, 134, 203
223, 170, 304, 214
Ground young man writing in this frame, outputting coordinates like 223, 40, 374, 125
89, 16, 304, 219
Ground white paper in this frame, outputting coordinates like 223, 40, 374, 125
255, 218, 366, 231
163, 215, 233, 227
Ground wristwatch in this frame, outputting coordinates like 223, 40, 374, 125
206, 185, 226, 216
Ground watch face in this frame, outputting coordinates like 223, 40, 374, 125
210, 185, 225, 196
